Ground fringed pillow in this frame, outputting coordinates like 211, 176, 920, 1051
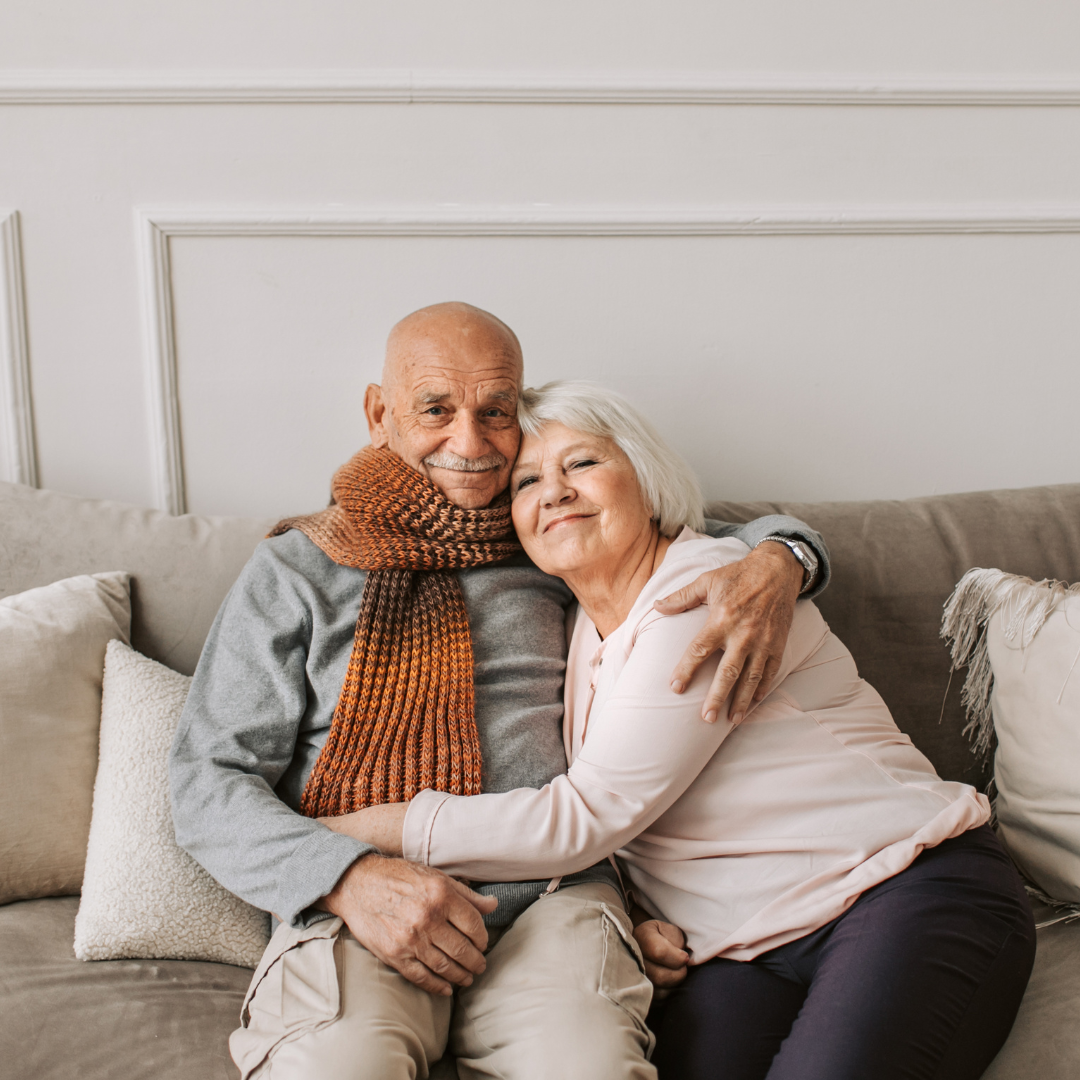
943, 568, 1080, 916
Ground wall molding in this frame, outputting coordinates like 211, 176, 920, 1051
6, 69, 1080, 106
139, 203, 1080, 514
0, 210, 38, 488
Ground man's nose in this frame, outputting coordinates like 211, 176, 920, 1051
445, 412, 490, 458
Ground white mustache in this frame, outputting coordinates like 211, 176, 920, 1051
423, 451, 507, 473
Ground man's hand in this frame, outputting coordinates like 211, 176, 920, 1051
657, 541, 804, 724
633, 916, 690, 990
319, 853, 498, 997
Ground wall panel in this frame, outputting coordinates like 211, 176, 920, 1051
164, 220, 1080, 517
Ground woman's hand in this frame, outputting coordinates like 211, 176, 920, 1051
319, 802, 409, 855
631, 908, 691, 991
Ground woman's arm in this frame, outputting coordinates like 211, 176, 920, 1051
325, 592, 829, 880
403, 597, 828, 881
321, 606, 733, 869
319, 803, 408, 855
404, 604, 744, 880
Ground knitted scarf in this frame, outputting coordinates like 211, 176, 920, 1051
270, 446, 520, 818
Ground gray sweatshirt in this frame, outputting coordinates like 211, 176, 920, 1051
170, 515, 829, 929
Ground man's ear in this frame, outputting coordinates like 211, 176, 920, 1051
364, 384, 391, 448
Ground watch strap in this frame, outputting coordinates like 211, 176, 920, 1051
758, 535, 818, 595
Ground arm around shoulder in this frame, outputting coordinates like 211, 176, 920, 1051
705, 514, 830, 598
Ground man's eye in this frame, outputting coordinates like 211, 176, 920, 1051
424, 407, 445, 416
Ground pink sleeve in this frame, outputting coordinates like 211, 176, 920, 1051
404, 583, 831, 880
403, 604, 736, 880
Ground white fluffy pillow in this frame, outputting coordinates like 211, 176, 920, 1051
74, 640, 269, 967
944, 568, 1080, 904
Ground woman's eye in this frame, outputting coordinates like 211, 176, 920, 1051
571, 459, 598, 470
515, 476, 537, 492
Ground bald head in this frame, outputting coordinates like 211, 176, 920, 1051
364, 302, 524, 509
382, 302, 522, 391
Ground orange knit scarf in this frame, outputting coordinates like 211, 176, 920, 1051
270, 446, 520, 818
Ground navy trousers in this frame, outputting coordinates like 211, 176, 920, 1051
649, 826, 1036, 1080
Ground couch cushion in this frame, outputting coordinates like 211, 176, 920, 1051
708, 483, 1080, 787
0, 482, 275, 676
983, 905, 1080, 1080
0, 896, 251, 1080
0, 572, 131, 904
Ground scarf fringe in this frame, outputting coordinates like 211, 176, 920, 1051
940, 568, 1080, 763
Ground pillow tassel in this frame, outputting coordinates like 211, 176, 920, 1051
942, 568, 1080, 762
941, 568, 1009, 761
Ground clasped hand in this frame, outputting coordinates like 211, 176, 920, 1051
318, 849, 496, 997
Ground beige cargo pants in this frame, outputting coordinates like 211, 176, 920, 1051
230, 882, 657, 1080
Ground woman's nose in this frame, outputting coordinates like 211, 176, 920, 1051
539, 473, 574, 507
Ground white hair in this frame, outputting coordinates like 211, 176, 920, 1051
517, 380, 705, 537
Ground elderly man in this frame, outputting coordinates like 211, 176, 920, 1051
169, 302, 830, 1080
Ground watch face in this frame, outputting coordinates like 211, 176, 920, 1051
795, 542, 818, 571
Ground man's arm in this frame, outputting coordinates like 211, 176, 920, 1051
659, 515, 830, 724
169, 535, 493, 994
704, 515, 830, 599
169, 541, 373, 927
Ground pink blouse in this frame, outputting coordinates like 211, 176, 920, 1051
402, 530, 989, 962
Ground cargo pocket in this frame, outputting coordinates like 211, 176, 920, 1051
598, 903, 657, 1057
230, 916, 345, 1080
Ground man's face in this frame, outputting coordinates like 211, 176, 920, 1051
364, 313, 523, 510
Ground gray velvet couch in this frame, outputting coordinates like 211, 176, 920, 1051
2, 478, 1078, 1080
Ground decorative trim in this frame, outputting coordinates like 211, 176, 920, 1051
144, 205, 1080, 238
5, 69, 1080, 106
137, 211, 186, 515
138, 203, 1080, 514
0, 210, 38, 487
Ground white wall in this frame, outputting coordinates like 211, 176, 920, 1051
2, 3, 1078, 517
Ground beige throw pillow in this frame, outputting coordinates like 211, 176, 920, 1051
0, 571, 131, 905
943, 568, 1080, 904
74, 640, 270, 967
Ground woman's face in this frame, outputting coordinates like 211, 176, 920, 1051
510, 422, 655, 580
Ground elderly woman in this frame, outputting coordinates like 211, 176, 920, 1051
334, 381, 1035, 1080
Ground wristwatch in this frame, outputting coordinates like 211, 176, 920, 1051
757, 535, 819, 595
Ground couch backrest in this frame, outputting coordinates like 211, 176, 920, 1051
0, 482, 273, 676
4, 478, 1079, 785
709, 482, 1080, 788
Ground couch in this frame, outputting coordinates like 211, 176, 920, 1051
1, 477, 1078, 1080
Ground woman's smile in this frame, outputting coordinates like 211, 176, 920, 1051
543, 511, 597, 533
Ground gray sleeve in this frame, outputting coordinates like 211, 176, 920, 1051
703, 515, 832, 598
169, 541, 375, 928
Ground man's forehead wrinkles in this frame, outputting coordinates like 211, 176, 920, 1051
406, 377, 519, 405
401, 360, 519, 380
